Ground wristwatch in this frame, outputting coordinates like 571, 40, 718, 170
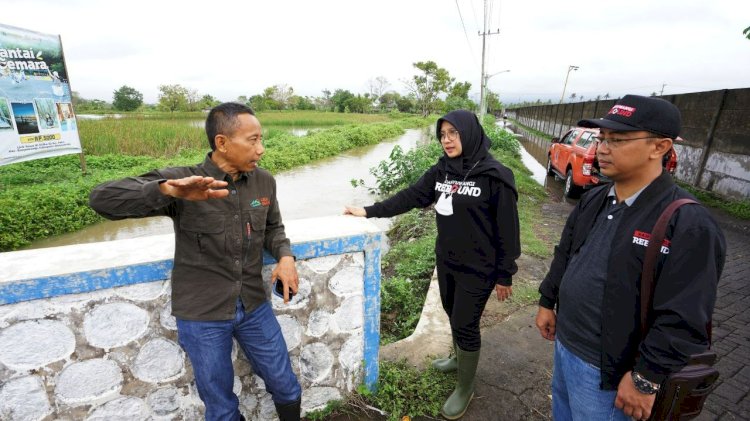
631, 371, 660, 395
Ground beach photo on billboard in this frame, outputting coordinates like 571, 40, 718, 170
11, 102, 39, 135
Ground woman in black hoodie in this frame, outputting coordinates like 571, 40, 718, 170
345, 110, 520, 419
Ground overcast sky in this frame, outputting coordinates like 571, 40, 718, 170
3, 0, 749, 104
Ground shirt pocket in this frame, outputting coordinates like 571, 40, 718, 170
248, 207, 268, 244
177, 214, 227, 266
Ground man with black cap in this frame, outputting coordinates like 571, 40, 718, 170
535, 95, 726, 420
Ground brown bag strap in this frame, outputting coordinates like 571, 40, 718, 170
640, 198, 703, 339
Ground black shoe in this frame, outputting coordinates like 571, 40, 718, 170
274, 399, 301, 421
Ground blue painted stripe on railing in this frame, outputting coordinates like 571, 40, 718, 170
362, 232, 383, 391
0, 260, 173, 305
1, 232, 383, 391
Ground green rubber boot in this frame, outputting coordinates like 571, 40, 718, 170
431, 339, 457, 373
440, 346, 480, 420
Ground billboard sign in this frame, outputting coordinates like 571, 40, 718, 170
0, 23, 81, 166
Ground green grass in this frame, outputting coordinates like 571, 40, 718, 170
0, 115, 432, 251
507, 281, 542, 306
677, 181, 750, 220
78, 118, 206, 156
77, 111, 432, 157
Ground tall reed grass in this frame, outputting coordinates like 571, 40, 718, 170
77, 111, 426, 156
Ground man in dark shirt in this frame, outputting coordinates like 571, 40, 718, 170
90, 102, 301, 421
535, 95, 725, 421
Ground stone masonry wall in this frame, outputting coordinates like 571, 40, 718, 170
0, 252, 366, 421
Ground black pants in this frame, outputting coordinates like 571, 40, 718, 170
436, 260, 495, 352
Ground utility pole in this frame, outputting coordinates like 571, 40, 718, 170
660, 83, 667, 96
478, 0, 500, 123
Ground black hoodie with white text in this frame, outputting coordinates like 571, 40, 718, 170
365, 110, 520, 285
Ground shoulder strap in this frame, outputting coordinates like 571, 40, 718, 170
640, 198, 699, 338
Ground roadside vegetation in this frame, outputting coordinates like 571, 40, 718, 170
0, 112, 431, 251
305, 117, 551, 420
678, 182, 750, 220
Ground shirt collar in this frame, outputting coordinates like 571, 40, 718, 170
608, 184, 647, 207
203, 152, 249, 181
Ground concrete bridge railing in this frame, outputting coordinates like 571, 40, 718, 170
0, 215, 383, 420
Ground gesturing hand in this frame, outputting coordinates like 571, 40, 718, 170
160, 176, 229, 201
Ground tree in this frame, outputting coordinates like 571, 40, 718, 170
347, 94, 372, 114
443, 80, 474, 113
293, 96, 316, 110
158, 84, 189, 112
112, 86, 143, 111
744, 25, 750, 40
449, 81, 472, 99
396, 95, 416, 113
72, 91, 111, 112
249, 95, 268, 111
237, 95, 249, 105
368, 76, 390, 108
378, 92, 401, 112
331, 89, 355, 112
199, 94, 220, 110
186, 88, 200, 112
259, 84, 294, 110
404, 61, 454, 117
604, 93, 610, 100
443, 96, 475, 113
485, 91, 502, 114
569, 93, 577, 101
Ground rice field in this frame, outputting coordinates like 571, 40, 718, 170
77, 111, 414, 156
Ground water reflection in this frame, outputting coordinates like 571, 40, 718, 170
24, 127, 433, 250
507, 124, 577, 204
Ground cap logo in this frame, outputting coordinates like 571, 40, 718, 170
608, 105, 636, 118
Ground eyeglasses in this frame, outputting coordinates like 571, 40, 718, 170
595, 135, 658, 148
439, 129, 460, 141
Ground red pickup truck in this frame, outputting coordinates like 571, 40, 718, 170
546, 127, 602, 198
546, 127, 678, 198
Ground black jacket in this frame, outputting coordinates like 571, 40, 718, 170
366, 110, 520, 284
539, 172, 726, 389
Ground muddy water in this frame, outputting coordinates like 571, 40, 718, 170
509, 124, 575, 204
24, 128, 433, 250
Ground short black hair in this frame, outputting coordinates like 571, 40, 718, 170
205, 102, 256, 150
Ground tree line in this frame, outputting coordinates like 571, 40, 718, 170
73, 61, 504, 115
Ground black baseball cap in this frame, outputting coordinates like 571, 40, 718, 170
578, 94, 681, 139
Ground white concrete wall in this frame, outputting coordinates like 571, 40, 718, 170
0, 216, 383, 421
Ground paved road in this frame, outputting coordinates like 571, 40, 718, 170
698, 208, 750, 420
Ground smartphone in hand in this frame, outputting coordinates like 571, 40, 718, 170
273, 280, 296, 300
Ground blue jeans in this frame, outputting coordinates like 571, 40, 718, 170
177, 300, 301, 421
552, 339, 631, 421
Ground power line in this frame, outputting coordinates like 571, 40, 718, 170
455, 0, 479, 71
469, 0, 481, 32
